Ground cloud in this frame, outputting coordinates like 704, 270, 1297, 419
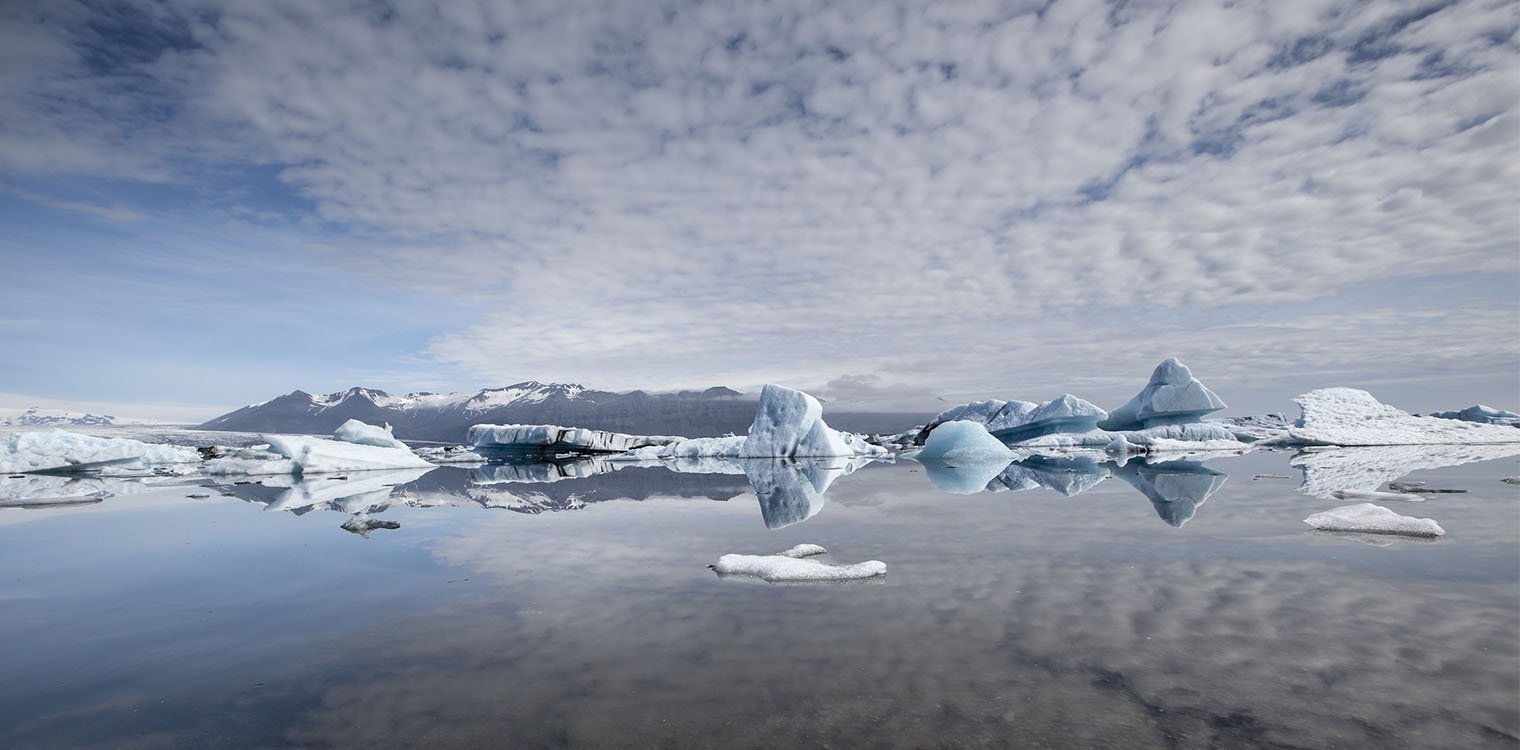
0, 0, 1516, 408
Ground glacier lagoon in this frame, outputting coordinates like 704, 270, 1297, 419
0, 436, 1517, 748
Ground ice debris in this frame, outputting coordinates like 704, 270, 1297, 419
412, 445, 488, 463
1100, 358, 1226, 430
341, 514, 401, 537
0, 430, 200, 474
713, 545, 886, 582
1285, 388, 1520, 446
1428, 404, 1520, 427
1331, 489, 1425, 503
1303, 503, 1444, 537
332, 419, 409, 449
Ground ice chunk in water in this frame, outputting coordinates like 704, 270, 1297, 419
1101, 358, 1226, 430
916, 421, 1014, 464
332, 419, 408, 449
713, 546, 886, 582
1303, 503, 1444, 537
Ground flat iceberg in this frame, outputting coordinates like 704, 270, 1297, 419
0, 430, 200, 474
1429, 404, 1520, 427
468, 424, 678, 454
917, 421, 1015, 464
713, 545, 886, 582
1303, 503, 1445, 537
1100, 358, 1226, 430
740, 384, 883, 458
1286, 388, 1520, 446
332, 419, 409, 449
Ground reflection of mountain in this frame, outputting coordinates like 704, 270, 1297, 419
1112, 459, 1228, 527
1291, 443, 1520, 499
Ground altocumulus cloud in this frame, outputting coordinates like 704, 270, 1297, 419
1, 0, 1516, 410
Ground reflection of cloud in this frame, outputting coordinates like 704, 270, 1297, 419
1293, 444, 1520, 498
278, 526, 1519, 749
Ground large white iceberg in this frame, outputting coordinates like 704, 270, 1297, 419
0, 430, 200, 474
468, 424, 678, 454
1285, 388, 1520, 446
202, 420, 434, 476
1303, 503, 1445, 537
713, 545, 886, 582
740, 384, 882, 458
1100, 358, 1226, 430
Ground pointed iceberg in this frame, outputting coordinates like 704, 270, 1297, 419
1100, 358, 1226, 430
740, 384, 879, 458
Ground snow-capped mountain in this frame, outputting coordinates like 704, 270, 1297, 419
199, 382, 763, 442
3, 407, 116, 427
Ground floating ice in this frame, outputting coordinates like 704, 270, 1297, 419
713, 546, 886, 582
990, 394, 1108, 443
0, 430, 200, 474
469, 424, 678, 454
740, 384, 883, 458
1331, 489, 1425, 503
1100, 358, 1226, 430
1286, 388, 1520, 446
1429, 404, 1520, 427
917, 421, 1015, 464
412, 445, 488, 463
332, 419, 408, 449
914, 399, 1038, 443
1303, 503, 1444, 537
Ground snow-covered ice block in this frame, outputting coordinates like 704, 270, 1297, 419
917, 421, 1015, 464
412, 445, 488, 463
0, 429, 200, 474
1429, 404, 1520, 427
266, 434, 433, 475
714, 547, 886, 582
332, 419, 408, 449
468, 424, 678, 454
740, 384, 883, 458
1304, 503, 1444, 537
1288, 388, 1520, 446
779, 543, 828, 558
1101, 358, 1226, 430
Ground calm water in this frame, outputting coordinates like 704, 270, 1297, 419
1, 443, 1517, 749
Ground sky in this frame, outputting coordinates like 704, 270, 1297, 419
0, 0, 1516, 422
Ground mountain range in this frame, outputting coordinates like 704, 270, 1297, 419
3, 407, 116, 427
199, 382, 922, 442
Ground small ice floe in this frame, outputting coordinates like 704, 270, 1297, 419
713, 544, 885, 582
340, 514, 401, 537
1304, 503, 1444, 537
1331, 489, 1425, 503
412, 445, 488, 464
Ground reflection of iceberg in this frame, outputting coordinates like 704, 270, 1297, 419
468, 458, 622, 484
217, 468, 436, 513
0, 473, 188, 507
923, 459, 1013, 495
743, 458, 866, 529
1112, 458, 1228, 527
1291, 443, 1520, 499
1011, 455, 1112, 496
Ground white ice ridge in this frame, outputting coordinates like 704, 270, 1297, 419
915, 420, 1014, 465
204, 420, 434, 476
0, 429, 200, 474
1303, 503, 1445, 537
468, 424, 679, 453
1287, 388, 1520, 446
332, 419, 409, 449
713, 545, 886, 582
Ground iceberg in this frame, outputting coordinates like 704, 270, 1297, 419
913, 399, 1038, 444
917, 421, 1015, 464
468, 424, 679, 455
740, 384, 883, 458
713, 545, 886, 582
1303, 503, 1445, 537
411, 445, 488, 463
0, 430, 200, 475
1100, 358, 1226, 430
1428, 404, 1520, 427
332, 419, 409, 449
989, 394, 1108, 443
1285, 388, 1520, 446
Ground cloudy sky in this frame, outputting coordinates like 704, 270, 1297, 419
1, 0, 1516, 420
